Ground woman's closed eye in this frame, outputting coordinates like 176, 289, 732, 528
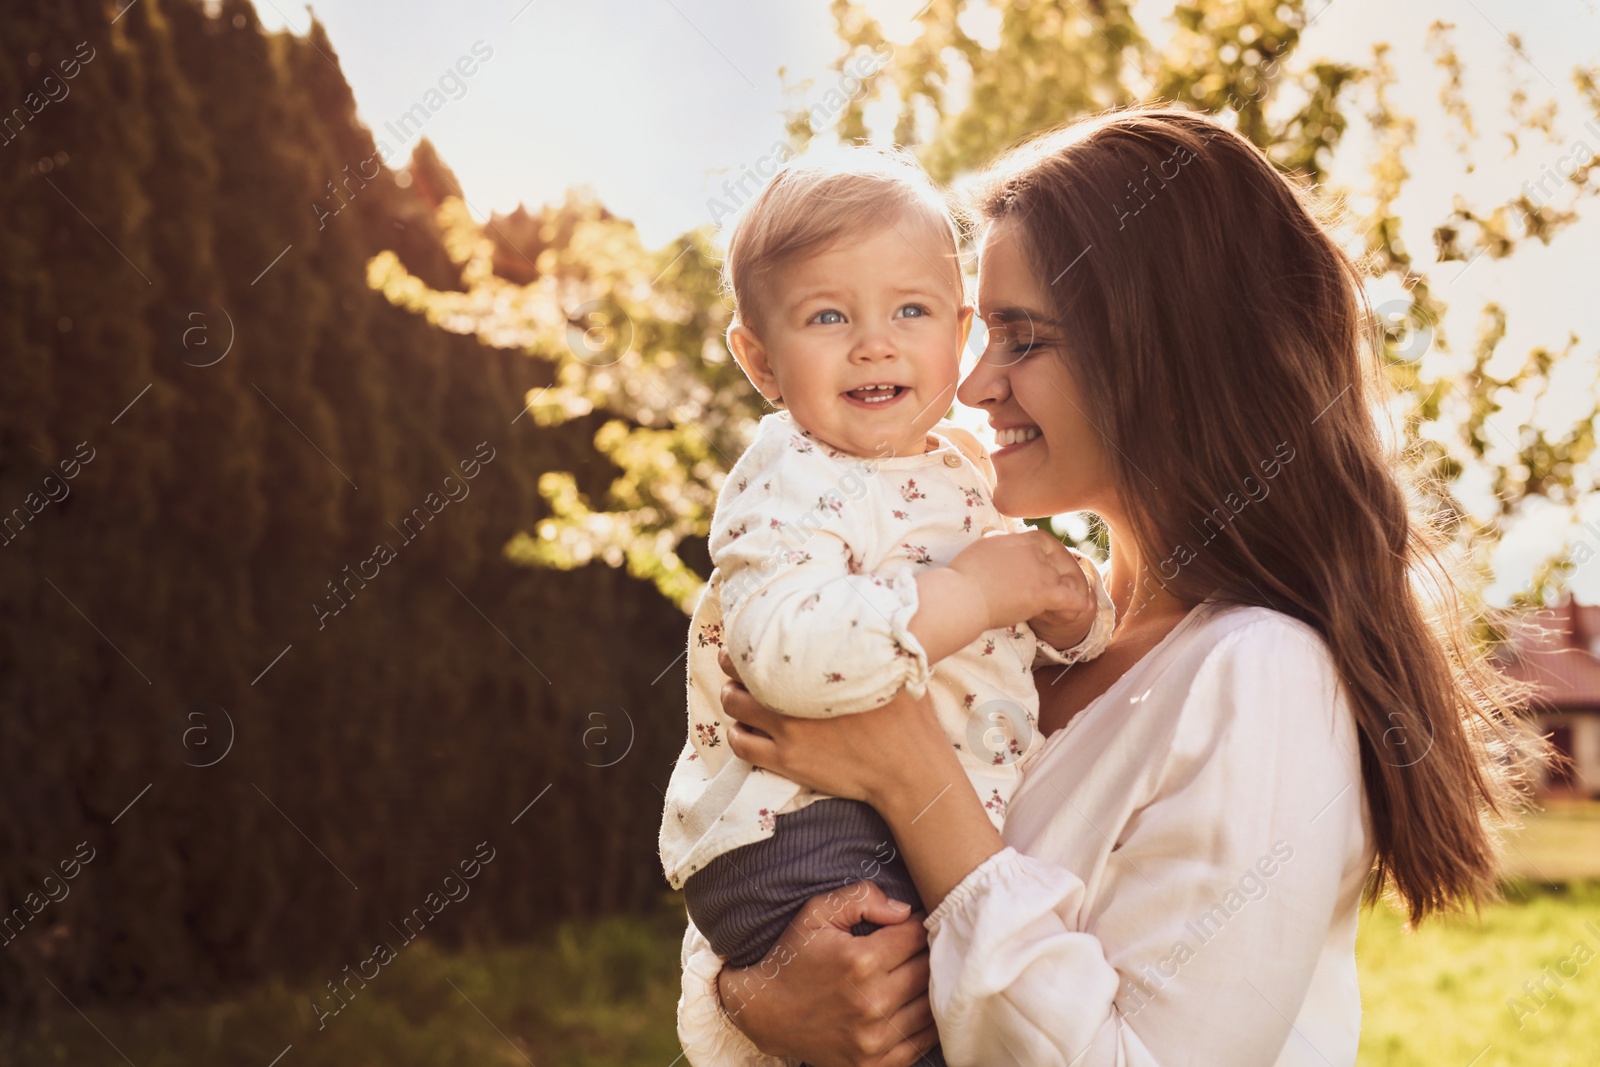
984, 332, 1047, 359
978, 329, 1053, 365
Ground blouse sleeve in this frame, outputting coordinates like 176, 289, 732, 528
676, 919, 799, 1067
923, 619, 1367, 1066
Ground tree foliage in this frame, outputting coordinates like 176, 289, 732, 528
0, 0, 685, 1013
380, 0, 1599, 611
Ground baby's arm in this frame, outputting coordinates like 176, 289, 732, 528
718, 515, 1088, 716
908, 530, 1095, 663
718, 517, 939, 718
1032, 549, 1116, 666
713, 437, 940, 717
714, 424, 1095, 716
935, 422, 1101, 654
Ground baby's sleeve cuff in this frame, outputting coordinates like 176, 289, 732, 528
1034, 550, 1116, 668
885, 567, 933, 701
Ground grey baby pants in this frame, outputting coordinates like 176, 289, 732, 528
683, 797, 946, 1067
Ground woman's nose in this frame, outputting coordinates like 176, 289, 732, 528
958, 350, 1005, 408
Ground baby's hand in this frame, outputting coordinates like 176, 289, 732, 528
948, 530, 1090, 632
1029, 582, 1097, 651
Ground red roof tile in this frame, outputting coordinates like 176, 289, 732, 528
1497, 600, 1600, 710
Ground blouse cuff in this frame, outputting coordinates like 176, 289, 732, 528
924, 846, 1020, 937
1033, 551, 1116, 668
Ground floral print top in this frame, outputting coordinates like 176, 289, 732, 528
659, 411, 1115, 890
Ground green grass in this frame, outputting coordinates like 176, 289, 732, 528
6, 808, 1598, 1066
0, 907, 688, 1067
1357, 882, 1600, 1066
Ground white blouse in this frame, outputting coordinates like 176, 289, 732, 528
676, 601, 1373, 1067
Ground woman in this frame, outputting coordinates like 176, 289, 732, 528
677, 108, 1534, 1066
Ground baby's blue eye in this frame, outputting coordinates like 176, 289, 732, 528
810, 309, 845, 325
896, 304, 930, 318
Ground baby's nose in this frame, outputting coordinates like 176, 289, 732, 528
850, 330, 897, 361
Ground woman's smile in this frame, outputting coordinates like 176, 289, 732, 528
957, 217, 1112, 518
991, 424, 1042, 453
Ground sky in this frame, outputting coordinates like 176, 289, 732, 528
252, 0, 1600, 600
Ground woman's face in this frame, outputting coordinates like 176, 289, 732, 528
957, 218, 1116, 519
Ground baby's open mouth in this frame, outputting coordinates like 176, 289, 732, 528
844, 384, 906, 404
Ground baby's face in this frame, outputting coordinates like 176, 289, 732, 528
737, 220, 970, 458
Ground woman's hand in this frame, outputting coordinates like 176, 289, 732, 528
718, 880, 938, 1067
718, 649, 952, 807
718, 648, 1008, 913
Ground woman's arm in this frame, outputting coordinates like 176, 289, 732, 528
721, 650, 1006, 913
922, 624, 1367, 1065
724, 619, 1369, 1066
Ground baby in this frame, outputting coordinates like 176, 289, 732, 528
659, 148, 1114, 1064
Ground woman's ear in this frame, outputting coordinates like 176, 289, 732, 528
728, 323, 782, 402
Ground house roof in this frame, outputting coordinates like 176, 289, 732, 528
1496, 600, 1600, 711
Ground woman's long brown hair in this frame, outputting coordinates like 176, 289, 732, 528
971, 107, 1541, 923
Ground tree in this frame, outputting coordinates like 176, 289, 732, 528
377, 0, 1599, 614
0, 0, 688, 1011
370, 194, 746, 609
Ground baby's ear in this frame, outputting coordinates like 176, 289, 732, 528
727, 323, 782, 403
956, 304, 976, 352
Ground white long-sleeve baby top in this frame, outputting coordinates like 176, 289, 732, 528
659, 411, 1111, 891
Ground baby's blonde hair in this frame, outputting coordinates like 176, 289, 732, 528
719, 146, 964, 334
